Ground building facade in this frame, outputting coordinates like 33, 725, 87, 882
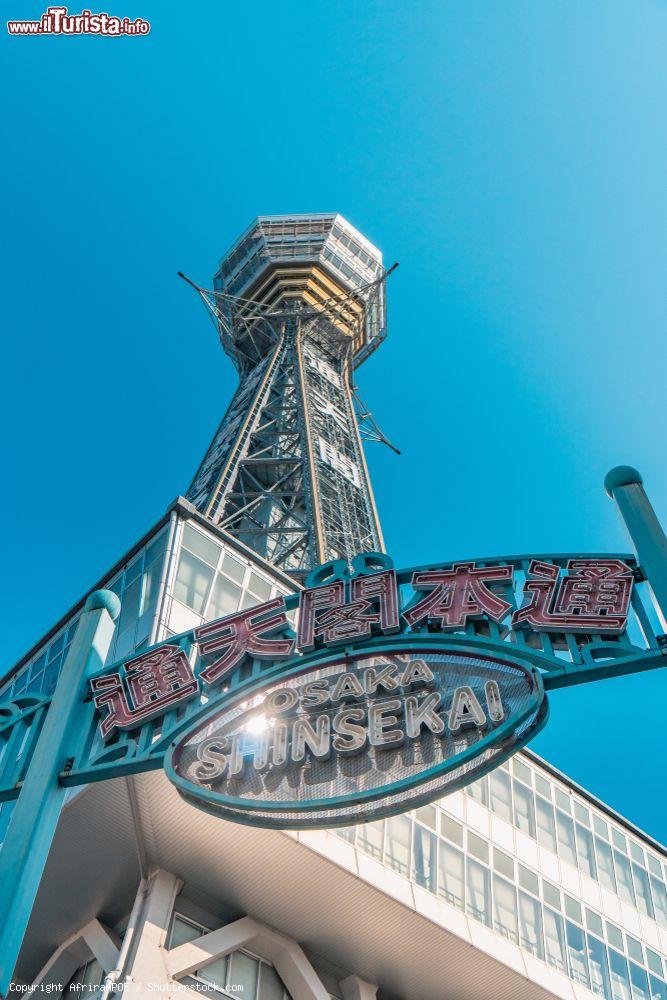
1, 216, 665, 1000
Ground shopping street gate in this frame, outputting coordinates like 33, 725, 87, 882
1, 465, 667, 990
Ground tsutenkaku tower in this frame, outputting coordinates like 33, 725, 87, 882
183, 214, 396, 578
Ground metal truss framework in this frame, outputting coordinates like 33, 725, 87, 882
183, 270, 395, 577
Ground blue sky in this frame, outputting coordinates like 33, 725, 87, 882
2, 1, 666, 839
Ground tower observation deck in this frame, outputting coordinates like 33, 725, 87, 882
184, 213, 394, 577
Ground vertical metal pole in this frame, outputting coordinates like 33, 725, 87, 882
0, 589, 120, 996
605, 465, 667, 628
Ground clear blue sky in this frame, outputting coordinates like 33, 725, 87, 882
2, 1, 666, 840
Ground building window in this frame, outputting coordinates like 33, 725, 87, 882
438, 842, 465, 910
631, 863, 654, 921
413, 822, 437, 892
649, 875, 667, 927
536, 795, 557, 854
358, 820, 384, 861
566, 920, 590, 988
385, 815, 411, 877
587, 933, 612, 999
613, 850, 636, 908
168, 915, 292, 999
489, 767, 512, 823
556, 809, 578, 868
576, 822, 598, 881
493, 874, 518, 943
608, 948, 632, 1000
172, 522, 288, 625
596, 835, 617, 894
519, 891, 544, 959
544, 907, 567, 973
513, 779, 536, 839
466, 857, 491, 927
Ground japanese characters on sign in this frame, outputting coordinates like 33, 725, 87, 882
90, 558, 634, 741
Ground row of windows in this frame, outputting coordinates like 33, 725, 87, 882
0, 529, 169, 703
172, 523, 287, 620
0, 618, 79, 701
336, 813, 666, 1000
169, 915, 292, 1000
466, 758, 667, 926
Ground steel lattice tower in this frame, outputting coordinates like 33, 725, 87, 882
183, 214, 395, 578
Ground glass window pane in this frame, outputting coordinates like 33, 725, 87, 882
441, 813, 463, 847
493, 848, 514, 880
647, 855, 663, 878
632, 864, 654, 920
468, 831, 489, 864
612, 828, 627, 852
594, 815, 609, 839
557, 809, 578, 867
385, 815, 411, 876
646, 948, 663, 978
518, 864, 539, 896
358, 820, 384, 861
629, 962, 650, 1000
554, 787, 571, 812
466, 858, 491, 926
259, 963, 287, 1000
586, 909, 604, 938
413, 824, 436, 892
170, 915, 202, 948
199, 954, 228, 989
626, 935, 643, 966
513, 780, 536, 838
649, 876, 667, 926
208, 575, 243, 619
574, 801, 590, 826
415, 804, 436, 830
513, 758, 531, 784
543, 880, 561, 911
565, 894, 582, 923
587, 934, 612, 1000
466, 777, 489, 807
519, 891, 544, 958
222, 551, 246, 584
629, 842, 645, 865
614, 850, 636, 907
649, 976, 667, 1000
535, 773, 551, 799
174, 549, 214, 614
227, 952, 259, 996
609, 948, 632, 1000
606, 923, 624, 952
544, 907, 567, 974
577, 823, 598, 880
118, 576, 141, 634
537, 796, 557, 853
182, 523, 221, 567
248, 572, 272, 602
439, 842, 465, 909
493, 874, 518, 943
490, 768, 512, 823
566, 920, 590, 988
596, 836, 617, 894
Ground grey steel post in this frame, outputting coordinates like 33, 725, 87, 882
605, 465, 667, 628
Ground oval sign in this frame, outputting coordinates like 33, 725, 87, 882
166, 645, 548, 829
